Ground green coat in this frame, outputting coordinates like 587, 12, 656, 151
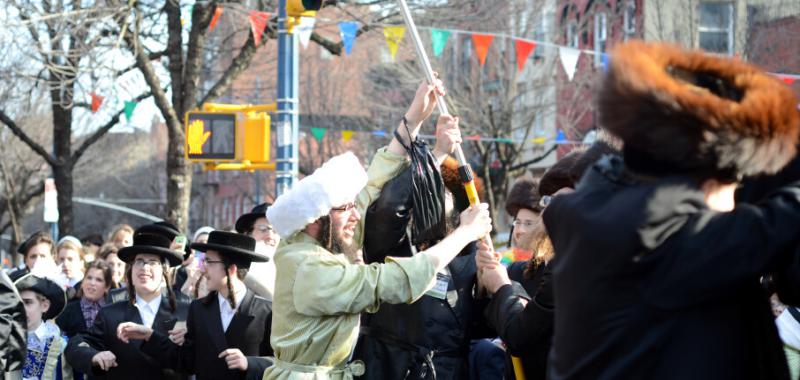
264, 148, 440, 380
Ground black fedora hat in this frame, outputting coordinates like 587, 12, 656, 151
191, 231, 268, 269
234, 203, 271, 234
15, 274, 67, 320
118, 233, 183, 267
136, 221, 191, 259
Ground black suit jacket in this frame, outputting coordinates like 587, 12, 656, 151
142, 290, 273, 380
65, 297, 189, 380
57, 299, 89, 339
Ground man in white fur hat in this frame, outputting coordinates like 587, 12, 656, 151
263, 79, 493, 380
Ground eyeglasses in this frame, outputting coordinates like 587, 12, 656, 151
202, 258, 225, 266
133, 259, 162, 269
253, 224, 275, 234
539, 195, 552, 209
512, 220, 536, 229
331, 203, 356, 212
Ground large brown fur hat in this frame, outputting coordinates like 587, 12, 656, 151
505, 177, 542, 217
440, 157, 484, 212
598, 41, 799, 179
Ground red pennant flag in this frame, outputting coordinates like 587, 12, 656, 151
782, 76, 796, 85
466, 134, 481, 141
209, 6, 223, 31
249, 11, 270, 46
515, 39, 536, 72
90, 93, 104, 113
471, 33, 494, 66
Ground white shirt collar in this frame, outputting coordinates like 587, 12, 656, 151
217, 287, 247, 311
135, 294, 162, 327
33, 321, 48, 342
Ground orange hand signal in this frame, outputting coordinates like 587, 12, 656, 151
187, 120, 211, 154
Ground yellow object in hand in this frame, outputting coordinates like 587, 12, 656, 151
187, 120, 211, 154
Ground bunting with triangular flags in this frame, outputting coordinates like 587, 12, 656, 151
297, 17, 316, 49
559, 47, 581, 81
431, 29, 451, 57
209, 6, 223, 31
249, 11, 271, 46
515, 39, 536, 72
383, 26, 406, 60
471, 33, 494, 66
342, 130, 354, 143
90, 93, 104, 113
338, 22, 359, 56
311, 127, 326, 141
124, 101, 137, 121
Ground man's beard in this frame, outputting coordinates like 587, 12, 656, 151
319, 216, 360, 263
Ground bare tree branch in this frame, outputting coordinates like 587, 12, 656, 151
0, 109, 55, 166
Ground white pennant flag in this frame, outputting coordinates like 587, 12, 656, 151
296, 17, 316, 49
559, 47, 581, 81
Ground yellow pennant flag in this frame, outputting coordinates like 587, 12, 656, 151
342, 130, 355, 143
383, 26, 407, 60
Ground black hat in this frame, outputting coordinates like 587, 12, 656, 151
15, 274, 67, 320
190, 231, 268, 269
505, 177, 542, 217
118, 233, 184, 267
81, 234, 104, 247
234, 203, 270, 234
135, 222, 191, 259
16, 231, 53, 255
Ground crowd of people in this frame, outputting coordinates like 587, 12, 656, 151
1, 40, 799, 380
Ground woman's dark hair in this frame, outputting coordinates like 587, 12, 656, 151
78, 261, 113, 299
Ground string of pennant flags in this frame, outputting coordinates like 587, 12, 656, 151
87, 4, 799, 136
305, 125, 585, 146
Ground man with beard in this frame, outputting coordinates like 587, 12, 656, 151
262, 79, 494, 379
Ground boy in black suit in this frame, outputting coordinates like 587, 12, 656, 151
118, 231, 273, 380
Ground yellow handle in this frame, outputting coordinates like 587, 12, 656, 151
511, 356, 526, 380
463, 180, 480, 206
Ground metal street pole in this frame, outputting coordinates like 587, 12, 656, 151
275, 0, 300, 197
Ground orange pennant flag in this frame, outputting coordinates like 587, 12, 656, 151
209, 6, 223, 31
90, 93, 104, 113
249, 11, 271, 46
515, 39, 536, 72
471, 33, 494, 66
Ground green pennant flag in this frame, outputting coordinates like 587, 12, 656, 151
124, 101, 137, 121
310, 127, 326, 141
497, 138, 514, 144
431, 29, 451, 57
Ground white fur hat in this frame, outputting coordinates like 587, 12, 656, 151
267, 152, 368, 238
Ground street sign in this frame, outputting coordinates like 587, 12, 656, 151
43, 178, 58, 223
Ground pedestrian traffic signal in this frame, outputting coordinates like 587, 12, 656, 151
185, 104, 273, 167
287, 0, 323, 17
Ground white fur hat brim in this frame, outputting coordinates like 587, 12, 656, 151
267, 152, 368, 238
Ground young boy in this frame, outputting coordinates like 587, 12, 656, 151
15, 273, 69, 380
117, 231, 273, 380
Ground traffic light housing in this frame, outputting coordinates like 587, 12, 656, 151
287, 0, 323, 17
185, 108, 271, 165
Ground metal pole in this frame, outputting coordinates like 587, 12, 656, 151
395, 0, 482, 207
275, 0, 300, 197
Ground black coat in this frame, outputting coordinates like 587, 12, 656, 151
141, 290, 273, 380
0, 270, 26, 377
542, 155, 800, 380
57, 299, 90, 339
65, 296, 189, 380
484, 261, 553, 380
355, 167, 493, 380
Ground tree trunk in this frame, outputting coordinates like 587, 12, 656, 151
52, 162, 74, 236
165, 125, 191, 232
51, 94, 74, 235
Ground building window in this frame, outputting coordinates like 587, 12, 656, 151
698, 2, 734, 55
566, 20, 579, 48
623, 1, 636, 39
594, 12, 607, 67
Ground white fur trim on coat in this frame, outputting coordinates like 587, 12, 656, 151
267, 152, 367, 238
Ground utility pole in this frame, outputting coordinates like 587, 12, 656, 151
275, 0, 300, 197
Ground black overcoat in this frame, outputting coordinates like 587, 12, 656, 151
141, 290, 273, 380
